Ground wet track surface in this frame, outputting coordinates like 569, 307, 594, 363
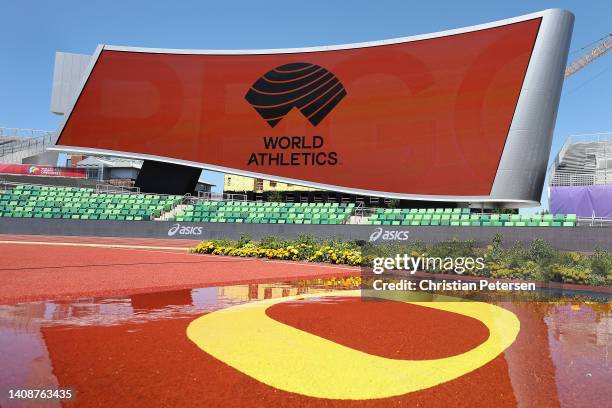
1, 278, 610, 408
0, 237, 357, 303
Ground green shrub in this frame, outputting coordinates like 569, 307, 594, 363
237, 233, 251, 248
386, 199, 400, 208
267, 191, 283, 202
590, 248, 611, 278
528, 238, 557, 266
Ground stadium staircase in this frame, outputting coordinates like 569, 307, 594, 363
347, 215, 370, 225
158, 203, 192, 221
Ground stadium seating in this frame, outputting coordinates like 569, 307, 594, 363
367, 208, 577, 227
0, 184, 577, 227
172, 201, 355, 224
0, 184, 181, 221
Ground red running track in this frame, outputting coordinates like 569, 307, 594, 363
0, 234, 202, 248
0, 234, 358, 304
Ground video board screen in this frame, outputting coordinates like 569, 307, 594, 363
56, 18, 541, 196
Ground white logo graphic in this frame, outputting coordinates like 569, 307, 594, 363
368, 227, 410, 242
168, 223, 203, 237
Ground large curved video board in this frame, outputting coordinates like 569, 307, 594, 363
52, 9, 573, 205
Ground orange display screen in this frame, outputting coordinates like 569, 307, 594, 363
57, 18, 541, 196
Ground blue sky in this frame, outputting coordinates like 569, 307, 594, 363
1, 1, 610, 210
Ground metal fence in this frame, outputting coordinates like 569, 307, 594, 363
197, 191, 247, 201
577, 216, 612, 228
95, 183, 141, 194
0, 127, 56, 139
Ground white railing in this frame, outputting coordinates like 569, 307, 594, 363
562, 131, 612, 148
354, 201, 366, 219
95, 184, 141, 194
577, 216, 612, 228
552, 132, 612, 167
197, 191, 247, 201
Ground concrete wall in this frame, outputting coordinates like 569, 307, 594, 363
21, 151, 60, 166
1, 218, 610, 251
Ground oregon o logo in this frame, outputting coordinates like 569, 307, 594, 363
187, 290, 520, 399
245, 62, 347, 127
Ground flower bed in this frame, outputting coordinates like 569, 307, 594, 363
191, 235, 363, 266
191, 234, 611, 286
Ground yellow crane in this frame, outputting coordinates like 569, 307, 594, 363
565, 34, 612, 77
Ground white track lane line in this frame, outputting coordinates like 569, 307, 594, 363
0, 240, 361, 271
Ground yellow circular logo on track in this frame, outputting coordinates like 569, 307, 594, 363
187, 290, 520, 400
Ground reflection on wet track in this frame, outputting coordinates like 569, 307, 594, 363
0, 278, 609, 407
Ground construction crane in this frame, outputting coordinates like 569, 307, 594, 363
565, 34, 612, 77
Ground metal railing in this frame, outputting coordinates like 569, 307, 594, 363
95, 184, 141, 194
552, 132, 612, 167
0, 180, 164, 199
197, 191, 247, 201
577, 216, 612, 228
0, 127, 56, 139
354, 201, 365, 215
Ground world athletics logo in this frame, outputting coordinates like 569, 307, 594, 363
245, 62, 347, 127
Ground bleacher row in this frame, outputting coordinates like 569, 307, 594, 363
174, 201, 354, 224
0, 184, 577, 226
369, 208, 577, 227
0, 184, 180, 221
